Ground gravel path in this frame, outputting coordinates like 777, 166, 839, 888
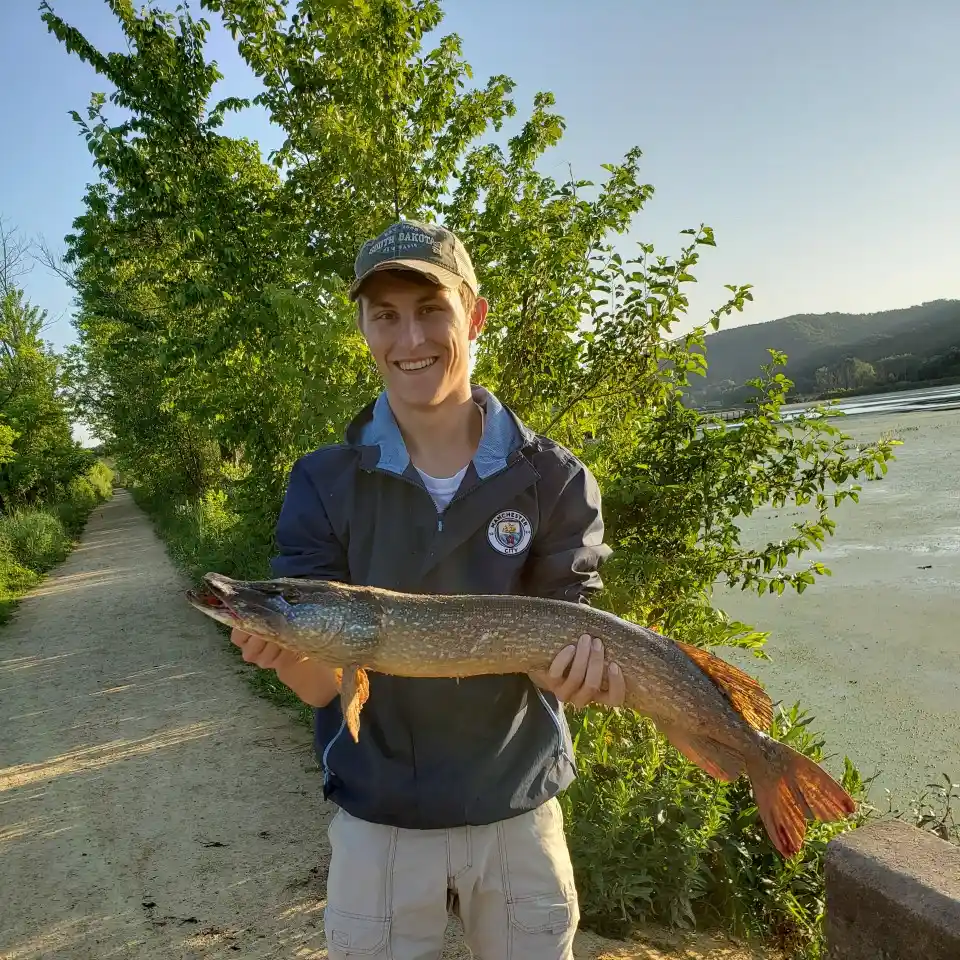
0, 490, 767, 960
0, 490, 332, 958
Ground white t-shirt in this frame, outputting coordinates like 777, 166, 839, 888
413, 403, 484, 512
416, 464, 467, 511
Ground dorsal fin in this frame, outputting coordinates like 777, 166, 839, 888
674, 639, 774, 731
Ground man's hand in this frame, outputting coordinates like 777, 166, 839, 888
529, 634, 626, 708
232, 628, 300, 670
230, 628, 339, 708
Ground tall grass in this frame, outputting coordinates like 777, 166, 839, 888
0, 461, 115, 622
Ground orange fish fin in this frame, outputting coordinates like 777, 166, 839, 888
339, 665, 370, 743
748, 738, 857, 858
674, 639, 774, 731
663, 727, 745, 782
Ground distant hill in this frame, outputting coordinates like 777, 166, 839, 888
690, 299, 960, 406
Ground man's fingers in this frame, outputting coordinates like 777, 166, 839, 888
535, 637, 625, 709
584, 638, 605, 691
569, 638, 605, 708
597, 661, 625, 707
548, 643, 577, 681
272, 648, 306, 672
240, 636, 268, 663
274, 648, 301, 666
556, 635, 592, 702
230, 628, 307, 675
273, 648, 309, 681
259, 642, 285, 668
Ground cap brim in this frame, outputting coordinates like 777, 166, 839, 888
348, 259, 465, 301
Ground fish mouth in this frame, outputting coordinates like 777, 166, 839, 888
186, 573, 242, 624
186, 573, 295, 636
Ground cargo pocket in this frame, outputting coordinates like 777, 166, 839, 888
506, 892, 578, 958
323, 907, 390, 958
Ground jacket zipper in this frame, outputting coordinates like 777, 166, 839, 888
435, 452, 525, 531
357, 449, 563, 758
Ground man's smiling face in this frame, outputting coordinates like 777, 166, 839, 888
357, 269, 487, 410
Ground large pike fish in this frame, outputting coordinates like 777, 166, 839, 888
186, 572, 856, 857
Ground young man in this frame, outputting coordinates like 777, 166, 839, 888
232, 220, 625, 959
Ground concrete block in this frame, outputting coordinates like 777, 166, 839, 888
825, 818, 960, 959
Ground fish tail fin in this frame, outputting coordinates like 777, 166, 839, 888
748, 739, 856, 858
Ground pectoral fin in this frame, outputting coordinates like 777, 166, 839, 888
339, 664, 370, 742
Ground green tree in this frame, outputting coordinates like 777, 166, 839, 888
0, 218, 110, 622
0, 217, 93, 510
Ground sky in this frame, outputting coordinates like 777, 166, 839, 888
2, 0, 959, 357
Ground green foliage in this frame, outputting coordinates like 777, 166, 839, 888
814, 357, 877, 394
562, 703, 874, 958
87, 460, 115, 498
0, 508, 69, 571
0, 459, 113, 622
0, 216, 98, 512
0, 287, 94, 509
135, 486, 270, 583
56, 461, 115, 535
0, 216, 111, 622
0, 550, 42, 623
875, 773, 960, 848
41, 0, 906, 954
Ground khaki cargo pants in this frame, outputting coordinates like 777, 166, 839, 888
323, 797, 580, 959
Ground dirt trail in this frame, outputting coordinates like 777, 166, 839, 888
0, 490, 768, 960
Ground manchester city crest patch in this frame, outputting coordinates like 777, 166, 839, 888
487, 510, 532, 556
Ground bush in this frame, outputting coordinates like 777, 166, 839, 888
56, 478, 96, 533
49, 461, 115, 536
0, 508, 68, 623
88, 460, 115, 499
133, 486, 272, 583
0, 550, 41, 623
0, 460, 114, 623
0, 508, 70, 572
561, 703, 873, 958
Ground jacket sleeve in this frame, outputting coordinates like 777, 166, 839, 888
270, 456, 350, 582
523, 453, 612, 604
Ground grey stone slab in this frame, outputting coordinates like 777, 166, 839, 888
825, 818, 960, 959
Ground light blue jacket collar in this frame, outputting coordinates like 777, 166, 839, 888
359, 385, 526, 480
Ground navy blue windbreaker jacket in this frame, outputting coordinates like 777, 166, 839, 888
269, 385, 611, 829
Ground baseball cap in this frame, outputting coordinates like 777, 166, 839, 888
349, 219, 479, 301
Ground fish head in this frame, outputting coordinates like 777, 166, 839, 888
186, 573, 347, 648
186, 572, 294, 638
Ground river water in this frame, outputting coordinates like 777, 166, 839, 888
783, 383, 960, 419
712, 386, 960, 809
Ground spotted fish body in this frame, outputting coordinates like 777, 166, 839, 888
187, 573, 856, 858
